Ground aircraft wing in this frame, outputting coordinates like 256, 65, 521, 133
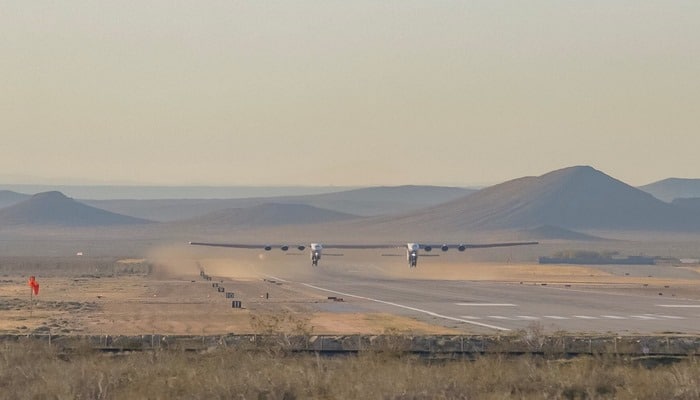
189, 240, 538, 267
189, 242, 305, 250
189, 241, 538, 250
420, 241, 538, 249
321, 244, 402, 249
322, 242, 540, 250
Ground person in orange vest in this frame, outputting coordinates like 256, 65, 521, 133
28, 276, 39, 296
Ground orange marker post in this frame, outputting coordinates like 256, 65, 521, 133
28, 276, 39, 316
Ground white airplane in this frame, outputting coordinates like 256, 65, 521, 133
188, 240, 538, 268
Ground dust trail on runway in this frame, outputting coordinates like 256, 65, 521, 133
146, 243, 316, 281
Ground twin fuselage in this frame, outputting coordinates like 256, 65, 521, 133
310, 243, 323, 266
189, 240, 537, 268
309, 242, 427, 268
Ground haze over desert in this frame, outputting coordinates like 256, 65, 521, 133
2, 1, 700, 397
2, 166, 700, 338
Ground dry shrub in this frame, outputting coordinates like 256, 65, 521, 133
1, 341, 699, 399
249, 309, 313, 336
0, 256, 151, 278
248, 309, 314, 355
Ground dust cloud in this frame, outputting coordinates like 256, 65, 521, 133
337, 251, 613, 283
145, 244, 611, 284
146, 243, 314, 281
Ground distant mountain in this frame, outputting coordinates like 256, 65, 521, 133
85, 185, 473, 221
297, 185, 474, 216
518, 225, 607, 241
358, 166, 700, 234
639, 178, 700, 202
0, 185, 350, 200
0, 190, 30, 209
0, 191, 152, 227
175, 203, 359, 229
672, 197, 700, 213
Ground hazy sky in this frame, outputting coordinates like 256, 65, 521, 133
2, 1, 698, 187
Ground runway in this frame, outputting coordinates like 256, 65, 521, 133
262, 262, 700, 335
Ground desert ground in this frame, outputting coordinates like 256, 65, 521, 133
2, 243, 700, 337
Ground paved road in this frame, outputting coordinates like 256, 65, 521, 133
264, 263, 700, 335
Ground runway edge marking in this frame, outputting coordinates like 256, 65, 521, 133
657, 304, 700, 308
301, 283, 510, 332
262, 275, 289, 283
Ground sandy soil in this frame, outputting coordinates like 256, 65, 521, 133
0, 275, 458, 336
2, 247, 699, 336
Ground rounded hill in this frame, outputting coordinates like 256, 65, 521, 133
0, 191, 152, 227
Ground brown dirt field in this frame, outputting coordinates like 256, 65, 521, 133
2, 248, 699, 336
350, 259, 700, 289
0, 274, 458, 336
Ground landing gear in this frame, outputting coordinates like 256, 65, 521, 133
311, 252, 320, 267
407, 251, 418, 268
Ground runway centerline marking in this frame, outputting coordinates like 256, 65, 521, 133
301, 283, 510, 331
262, 275, 289, 283
650, 315, 685, 320
657, 305, 700, 308
455, 303, 517, 307
630, 315, 657, 320
601, 315, 627, 320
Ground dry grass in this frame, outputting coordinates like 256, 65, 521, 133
2, 253, 700, 398
1, 340, 699, 399
0, 255, 151, 278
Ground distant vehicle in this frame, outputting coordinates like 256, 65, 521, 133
189, 241, 538, 268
